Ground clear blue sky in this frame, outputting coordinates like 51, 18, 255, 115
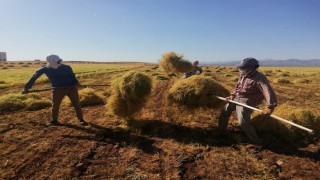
1, 0, 319, 63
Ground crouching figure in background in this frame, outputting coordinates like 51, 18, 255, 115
183, 60, 203, 78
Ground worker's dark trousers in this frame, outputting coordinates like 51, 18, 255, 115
218, 101, 262, 144
51, 87, 83, 122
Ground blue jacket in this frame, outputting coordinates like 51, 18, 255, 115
24, 64, 79, 89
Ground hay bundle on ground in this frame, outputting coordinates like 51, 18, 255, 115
0, 94, 26, 113
64, 88, 104, 107
0, 93, 51, 113
25, 98, 51, 111
251, 104, 320, 143
289, 109, 320, 134
79, 88, 104, 106
159, 51, 192, 74
168, 76, 229, 108
107, 71, 152, 118
250, 114, 292, 142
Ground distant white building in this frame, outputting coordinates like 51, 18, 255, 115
0, 52, 7, 61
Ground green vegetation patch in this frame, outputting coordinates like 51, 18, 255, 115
159, 51, 192, 74
107, 71, 152, 118
0, 93, 51, 113
168, 76, 229, 108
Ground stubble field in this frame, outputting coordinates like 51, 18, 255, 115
0, 61, 319, 179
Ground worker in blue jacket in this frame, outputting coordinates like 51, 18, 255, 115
22, 54, 88, 126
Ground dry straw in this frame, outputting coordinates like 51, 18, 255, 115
79, 88, 104, 106
168, 76, 229, 108
251, 104, 320, 142
24, 98, 51, 111
107, 71, 152, 118
0, 93, 51, 113
63, 88, 104, 107
159, 51, 193, 74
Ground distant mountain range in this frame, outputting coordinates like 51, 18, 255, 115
208, 59, 320, 67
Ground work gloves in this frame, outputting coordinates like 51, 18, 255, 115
225, 95, 235, 102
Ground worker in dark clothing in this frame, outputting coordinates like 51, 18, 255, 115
22, 54, 88, 126
183, 60, 203, 78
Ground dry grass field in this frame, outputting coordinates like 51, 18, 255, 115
0, 61, 319, 179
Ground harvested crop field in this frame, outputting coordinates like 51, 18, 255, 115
0, 61, 319, 179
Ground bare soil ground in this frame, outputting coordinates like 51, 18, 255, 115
0, 63, 319, 179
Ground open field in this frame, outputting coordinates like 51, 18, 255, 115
0, 61, 319, 179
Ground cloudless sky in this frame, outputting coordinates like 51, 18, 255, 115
1, 0, 319, 63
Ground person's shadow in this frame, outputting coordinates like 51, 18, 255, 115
27, 121, 159, 154
126, 118, 243, 147
125, 119, 320, 161
28, 119, 319, 161
62, 122, 159, 154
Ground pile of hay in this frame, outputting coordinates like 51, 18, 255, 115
289, 109, 320, 136
107, 71, 152, 118
168, 76, 229, 108
24, 98, 51, 111
159, 51, 192, 74
65, 88, 104, 107
0, 93, 51, 113
79, 88, 104, 106
251, 104, 320, 143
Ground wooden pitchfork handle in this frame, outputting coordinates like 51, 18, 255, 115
80, 84, 110, 87
215, 96, 314, 134
27, 87, 54, 92
26, 84, 110, 93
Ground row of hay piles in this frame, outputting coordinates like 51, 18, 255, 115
107, 71, 152, 118
159, 51, 193, 74
0, 93, 51, 113
168, 76, 230, 108
251, 104, 320, 143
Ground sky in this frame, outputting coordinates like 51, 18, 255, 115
1, 0, 319, 63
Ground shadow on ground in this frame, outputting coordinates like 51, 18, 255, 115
126, 119, 320, 162
28, 120, 158, 154
28, 120, 320, 161
127, 119, 249, 146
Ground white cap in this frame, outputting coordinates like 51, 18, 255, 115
46, 54, 62, 69
46, 54, 62, 62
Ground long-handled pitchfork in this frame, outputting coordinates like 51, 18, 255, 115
27, 84, 110, 93
215, 96, 314, 134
